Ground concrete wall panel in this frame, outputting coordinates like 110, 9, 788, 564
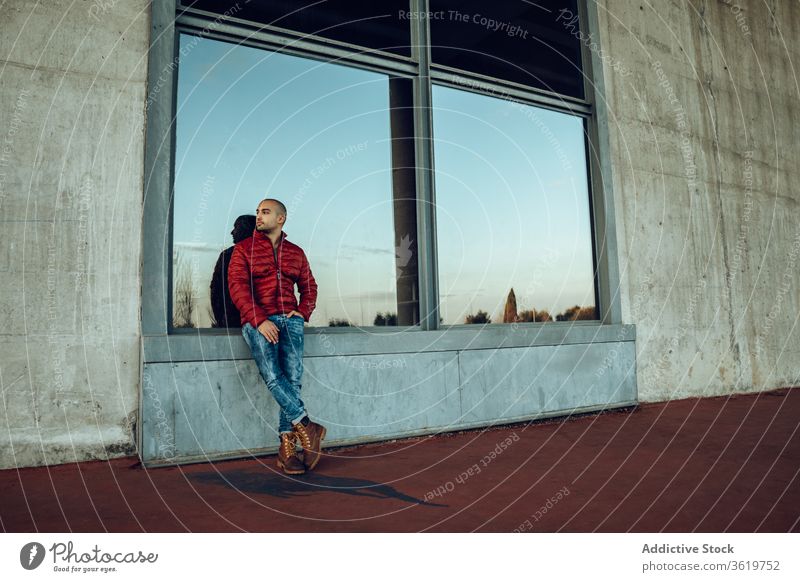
599, 0, 800, 400
458, 342, 636, 424
141, 341, 634, 466
0, 0, 149, 469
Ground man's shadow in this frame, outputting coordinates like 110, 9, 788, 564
190, 469, 447, 507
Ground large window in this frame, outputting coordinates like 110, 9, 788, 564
173, 35, 418, 328
166, 0, 601, 332
432, 85, 597, 325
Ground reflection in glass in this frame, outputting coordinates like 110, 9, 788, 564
430, 0, 583, 98
181, 0, 412, 57
432, 84, 597, 325
209, 214, 256, 327
173, 34, 417, 328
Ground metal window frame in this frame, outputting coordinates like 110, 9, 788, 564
141, 0, 624, 362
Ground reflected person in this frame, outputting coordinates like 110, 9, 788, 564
210, 214, 256, 328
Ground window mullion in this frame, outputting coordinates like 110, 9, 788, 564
143, 0, 179, 336
577, 0, 622, 324
410, 0, 440, 331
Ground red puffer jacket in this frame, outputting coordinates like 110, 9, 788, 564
227, 230, 318, 327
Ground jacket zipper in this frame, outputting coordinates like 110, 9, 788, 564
274, 235, 283, 312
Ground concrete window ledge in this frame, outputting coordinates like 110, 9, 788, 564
140, 323, 636, 467
143, 322, 635, 362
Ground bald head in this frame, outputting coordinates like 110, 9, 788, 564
260, 198, 286, 217
255, 198, 287, 237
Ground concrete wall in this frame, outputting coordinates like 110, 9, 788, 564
0, 0, 149, 469
596, 0, 800, 401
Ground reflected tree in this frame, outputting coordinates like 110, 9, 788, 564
555, 305, 596, 321
374, 312, 397, 326
518, 309, 553, 322
173, 250, 196, 328
465, 310, 491, 324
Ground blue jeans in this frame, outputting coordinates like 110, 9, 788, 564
242, 315, 307, 435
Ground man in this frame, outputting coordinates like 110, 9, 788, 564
209, 214, 256, 328
227, 198, 326, 475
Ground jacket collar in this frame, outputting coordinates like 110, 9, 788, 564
253, 229, 286, 245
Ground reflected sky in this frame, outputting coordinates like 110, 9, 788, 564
432, 85, 596, 323
174, 34, 595, 327
174, 34, 397, 327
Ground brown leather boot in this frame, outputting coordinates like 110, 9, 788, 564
293, 417, 327, 470
277, 432, 305, 475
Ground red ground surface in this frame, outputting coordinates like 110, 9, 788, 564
1, 388, 798, 532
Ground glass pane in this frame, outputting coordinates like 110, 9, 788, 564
432, 84, 597, 325
181, 0, 412, 57
429, 0, 584, 98
173, 34, 418, 328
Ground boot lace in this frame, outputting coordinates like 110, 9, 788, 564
280, 433, 296, 458
294, 423, 311, 449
